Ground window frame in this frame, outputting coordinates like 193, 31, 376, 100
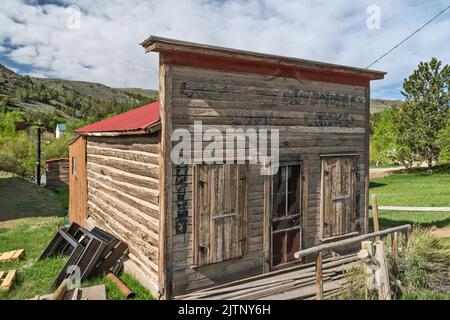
269, 161, 303, 269
71, 156, 76, 176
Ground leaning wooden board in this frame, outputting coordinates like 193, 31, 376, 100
0, 269, 17, 291
0, 249, 24, 263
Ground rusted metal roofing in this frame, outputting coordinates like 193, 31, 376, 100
75, 101, 160, 134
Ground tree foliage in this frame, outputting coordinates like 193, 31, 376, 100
400, 58, 450, 170
371, 58, 450, 169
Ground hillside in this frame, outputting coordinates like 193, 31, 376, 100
0, 64, 158, 125
370, 98, 403, 113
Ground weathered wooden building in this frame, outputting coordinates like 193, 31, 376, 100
69, 36, 385, 299
45, 158, 69, 189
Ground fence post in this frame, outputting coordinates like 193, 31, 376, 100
374, 241, 391, 300
315, 252, 323, 300
360, 240, 375, 293
371, 194, 380, 240
391, 232, 398, 257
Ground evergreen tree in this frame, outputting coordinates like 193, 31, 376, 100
401, 58, 450, 172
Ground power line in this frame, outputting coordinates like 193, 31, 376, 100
366, 4, 450, 69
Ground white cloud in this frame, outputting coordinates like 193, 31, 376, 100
0, 0, 449, 99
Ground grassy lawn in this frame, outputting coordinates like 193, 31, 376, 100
0, 171, 66, 221
369, 164, 450, 231
0, 217, 153, 300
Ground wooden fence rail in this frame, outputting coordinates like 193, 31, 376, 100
368, 206, 450, 212
294, 224, 411, 300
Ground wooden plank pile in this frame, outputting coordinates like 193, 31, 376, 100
0, 270, 17, 291
176, 254, 358, 300
39, 223, 128, 288
0, 249, 24, 263
29, 279, 107, 300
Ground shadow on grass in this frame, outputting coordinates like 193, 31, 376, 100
369, 181, 387, 189
0, 176, 66, 222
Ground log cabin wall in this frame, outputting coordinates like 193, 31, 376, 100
45, 158, 69, 190
165, 64, 370, 296
85, 134, 161, 294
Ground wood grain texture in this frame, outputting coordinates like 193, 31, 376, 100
69, 136, 88, 226
85, 133, 160, 293
167, 65, 369, 296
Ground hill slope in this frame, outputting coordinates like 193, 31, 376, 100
0, 64, 158, 122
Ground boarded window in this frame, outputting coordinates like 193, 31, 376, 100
271, 164, 302, 267
321, 156, 356, 239
193, 164, 248, 266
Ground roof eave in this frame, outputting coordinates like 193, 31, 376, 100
75, 121, 161, 137
141, 35, 386, 80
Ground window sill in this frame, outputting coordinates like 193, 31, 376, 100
320, 231, 359, 243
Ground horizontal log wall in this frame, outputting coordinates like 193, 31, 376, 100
86, 134, 160, 292
169, 65, 369, 296
45, 159, 69, 189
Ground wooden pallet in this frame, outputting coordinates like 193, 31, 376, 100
0, 249, 24, 263
0, 270, 17, 291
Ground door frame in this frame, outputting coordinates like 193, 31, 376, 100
265, 161, 304, 271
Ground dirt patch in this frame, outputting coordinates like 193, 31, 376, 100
369, 171, 391, 179
0, 219, 21, 229
431, 227, 450, 238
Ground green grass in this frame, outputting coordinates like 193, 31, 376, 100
0, 216, 153, 300
370, 165, 450, 207
0, 171, 66, 221
369, 164, 450, 230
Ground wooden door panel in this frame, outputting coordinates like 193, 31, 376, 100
322, 156, 356, 238
194, 164, 247, 266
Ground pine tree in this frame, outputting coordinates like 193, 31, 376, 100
401, 58, 450, 172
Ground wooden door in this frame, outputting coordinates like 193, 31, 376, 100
321, 156, 356, 239
271, 164, 302, 268
69, 136, 88, 226
193, 164, 248, 266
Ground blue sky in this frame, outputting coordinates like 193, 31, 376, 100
1, 0, 449, 99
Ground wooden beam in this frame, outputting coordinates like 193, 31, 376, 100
374, 241, 391, 300
371, 206, 450, 212
263, 174, 270, 273
294, 224, 411, 259
371, 194, 380, 240
158, 55, 174, 300
315, 252, 323, 300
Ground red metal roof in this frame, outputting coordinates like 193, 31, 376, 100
75, 101, 160, 134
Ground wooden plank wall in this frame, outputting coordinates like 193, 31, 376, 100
85, 134, 161, 292
69, 136, 87, 226
168, 65, 369, 296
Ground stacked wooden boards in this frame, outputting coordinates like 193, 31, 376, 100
0, 249, 24, 263
175, 254, 358, 300
0, 270, 17, 291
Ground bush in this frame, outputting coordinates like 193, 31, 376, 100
0, 135, 35, 177
43, 133, 73, 160
390, 228, 450, 295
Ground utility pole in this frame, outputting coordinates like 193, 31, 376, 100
36, 125, 42, 186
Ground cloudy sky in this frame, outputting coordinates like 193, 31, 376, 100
1, 0, 449, 99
